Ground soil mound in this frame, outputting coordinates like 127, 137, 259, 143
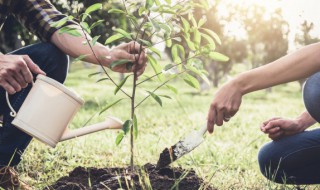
47, 163, 215, 190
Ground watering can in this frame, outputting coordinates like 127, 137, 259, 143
6, 74, 123, 148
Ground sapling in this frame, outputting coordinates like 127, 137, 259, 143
52, 0, 228, 171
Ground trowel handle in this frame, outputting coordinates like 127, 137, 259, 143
198, 125, 208, 136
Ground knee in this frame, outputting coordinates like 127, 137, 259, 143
258, 142, 285, 184
38, 43, 69, 83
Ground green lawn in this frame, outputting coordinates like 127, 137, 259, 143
17, 63, 319, 189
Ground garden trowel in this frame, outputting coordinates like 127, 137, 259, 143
156, 125, 207, 168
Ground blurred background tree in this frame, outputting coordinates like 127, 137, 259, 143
1, 0, 318, 89
295, 20, 319, 89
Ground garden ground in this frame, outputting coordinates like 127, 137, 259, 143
14, 63, 319, 189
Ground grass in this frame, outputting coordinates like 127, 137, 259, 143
15, 62, 320, 189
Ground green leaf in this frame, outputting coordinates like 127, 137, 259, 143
110, 59, 131, 69
114, 75, 132, 95
138, 7, 146, 16
91, 35, 100, 46
133, 114, 138, 139
85, 3, 102, 15
190, 15, 197, 27
81, 13, 91, 22
164, 63, 174, 71
105, 33, 124, 45
181, 17, 190, 32
171, 45, 181, 64
183, 74, 200, 90
148, 47, 161, 58
108, 8, 126, 14
88, 71, 102, 78
186, 65, 210, 86
148, 18, 161, 32
201, 28, 221, 45
159, 95, 172, 99
139, 39, 152, 47
165, 0, 172, 4
198, 17, 207, 28
114, 28, 132, 39
154, 0, 161, 6
147, 91, 162, 106
90, 20, 104, 29
171, 44, 185, 64
193, 29, 201, 45
183, 36, 196, 51
115, 131, 124, 146
201, 33, 215, 46
80, 22, 90, 34
146, 0, 154, 9
96, 78, 109, 83
166, 85, 178, 94
50, 16, 69, 28
58, 26, 82, 37
73, 54, 87, 63
166, 39, 172, 48
209, 52, 229, 62
99, 98, 124, 115
159, 23, 171, 35
122, 120, 132, 135
147, 55, 165, 81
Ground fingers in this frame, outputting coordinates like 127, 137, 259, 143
2, 81, 16, 94
207, 107, 216, 134
262, 120, 282, 132
132, 54, 147, 77
216, 108, 224, 126
262, 117, 281, 126
23, 55, 46, 76
268, 131, 284, 140
126, 41, 147, 67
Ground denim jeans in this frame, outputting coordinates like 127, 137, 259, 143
0, 42, 69, 166
258, 72, 320, 185
258, 128, 320, 184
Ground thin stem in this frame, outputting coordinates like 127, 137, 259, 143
78, 24, 131, 98
137, 53, 201, 85
135, 70, 186, 109
121, 0, 139, 32
129, 19, 148, 170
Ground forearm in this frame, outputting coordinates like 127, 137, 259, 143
296, 110, 317, 130
235, 42, 320, 95
50, 25, 111, 66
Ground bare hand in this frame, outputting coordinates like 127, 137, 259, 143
260, 117, 305, 140
0, 54, 46, 94
207, 81, 242, 133
107, 41, 147, 78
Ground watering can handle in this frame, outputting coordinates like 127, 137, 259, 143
6, 81, 34, 117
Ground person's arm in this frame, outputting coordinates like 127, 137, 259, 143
207, 42, 320, 133
260, 111, 317, 140
236, 43, 320, 94
50, 25, 146, 76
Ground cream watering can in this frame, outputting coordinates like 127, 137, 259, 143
6, 74, 123, 148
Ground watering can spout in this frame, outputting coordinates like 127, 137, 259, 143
60, 116, 123, 142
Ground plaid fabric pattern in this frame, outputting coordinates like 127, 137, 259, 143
0, 0, 76, 42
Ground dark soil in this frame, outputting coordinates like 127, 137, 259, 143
156, 146, 178, 168
46, 163, 215, 190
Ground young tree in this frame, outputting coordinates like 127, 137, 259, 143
54, 0, 228, 170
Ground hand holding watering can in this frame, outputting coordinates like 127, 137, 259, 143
6, 74, 123, 148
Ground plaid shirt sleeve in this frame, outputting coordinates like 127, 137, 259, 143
11, 0, 77, 42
